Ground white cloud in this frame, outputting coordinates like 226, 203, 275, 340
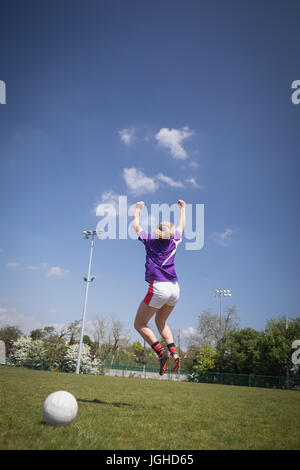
123, 167, 158, 195
211, 228, 236, 247
94, 190, 124, 217
47, 266, 70, 277
181, 326, 197, 338
0, 307, 17, 314
26, 265, 40, 271
7, 262, 19, 268
119, 128, 135, 146
0, 308, 41, 334
21, 262, 69, 277
40, 262, 49, 268
122, 168, 201, 195
157, 173, 184, 188
185, 177, 199, 188
155, 126, 194, 160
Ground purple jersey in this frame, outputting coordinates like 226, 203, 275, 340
138, 229, 182, 282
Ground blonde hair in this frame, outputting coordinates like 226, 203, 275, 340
153, 221, 175, 240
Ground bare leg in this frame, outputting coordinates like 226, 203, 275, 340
134, 301, 158, 346
155, 304, 175, 346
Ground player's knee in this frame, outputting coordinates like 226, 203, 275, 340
134, 319, 145, 332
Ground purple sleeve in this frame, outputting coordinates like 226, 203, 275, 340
138, 230, 152, 245
173, 229, 182, 242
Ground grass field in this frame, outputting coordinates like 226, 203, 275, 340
1, 366, 300, 450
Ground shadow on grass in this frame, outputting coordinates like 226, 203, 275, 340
77, 398, 133, 408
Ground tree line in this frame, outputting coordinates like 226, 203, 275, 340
185, 307, 300, 377
0, 307, 299, 377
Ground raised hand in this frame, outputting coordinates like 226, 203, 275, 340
136, 201, 145, 210
177, 200, 186, 208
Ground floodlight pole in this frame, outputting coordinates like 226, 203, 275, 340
214, 289, 232, 320
76, 230, 97, 374
285, 317, 289, 389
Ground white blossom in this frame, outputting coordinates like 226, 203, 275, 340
63, 343, 102, 375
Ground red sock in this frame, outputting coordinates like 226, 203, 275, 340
167, 343, 177, 356
151, 341, 164, 357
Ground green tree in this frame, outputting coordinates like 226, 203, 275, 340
0, 325, 23, 355
192, 342, 216, 372
61, 320, 81, 342
256, 316, 300, 377
30, 329, 45, 340
215, 328, 262, 374
83, 335, 92, 346
0, 325, 23, 343
182, 345, 200, 371
43, 326, 56, 338
195, 307, 240, 348
43, 335, 67, 362
133, 341, 146, 366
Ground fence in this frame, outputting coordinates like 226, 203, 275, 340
4, 358, 300, 390
104, 363, 186, 381
187, 370, 300, 390
104, 363, 300, 389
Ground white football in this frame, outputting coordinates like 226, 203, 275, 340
42, 391, 78, 426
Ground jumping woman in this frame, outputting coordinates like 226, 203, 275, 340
133, 200, 185, 376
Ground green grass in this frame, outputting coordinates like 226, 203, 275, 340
1, 366, 300, 450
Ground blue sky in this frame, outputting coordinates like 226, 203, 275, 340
0, 0, 299, 347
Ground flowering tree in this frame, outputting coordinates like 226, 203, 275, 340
9, 336, 46, 367
63, 343, 102, 375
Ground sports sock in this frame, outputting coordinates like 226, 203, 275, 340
167, 342, 177, 357
151, 341, 164, 358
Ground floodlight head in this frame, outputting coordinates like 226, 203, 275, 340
83, 277, 87, 281
82, 230, 90, 239
90, 276, 95, 282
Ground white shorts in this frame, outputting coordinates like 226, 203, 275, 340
143, 280, 180, 309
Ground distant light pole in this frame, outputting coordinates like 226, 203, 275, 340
285, 316, 289, 389
143, 339, 146, 378
177, 329, 181, 374
214, 289, 232, 319
76, 230, 99, 374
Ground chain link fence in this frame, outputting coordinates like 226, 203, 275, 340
4, 358, 300, 390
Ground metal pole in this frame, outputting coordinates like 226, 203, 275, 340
286, 317, 289, 389
76, 233, 95, 374
143, 340, 146, 379
178, 329, 181, 373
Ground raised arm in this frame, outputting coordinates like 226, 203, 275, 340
133, 201, 144, 234
176, 200, 186, 234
